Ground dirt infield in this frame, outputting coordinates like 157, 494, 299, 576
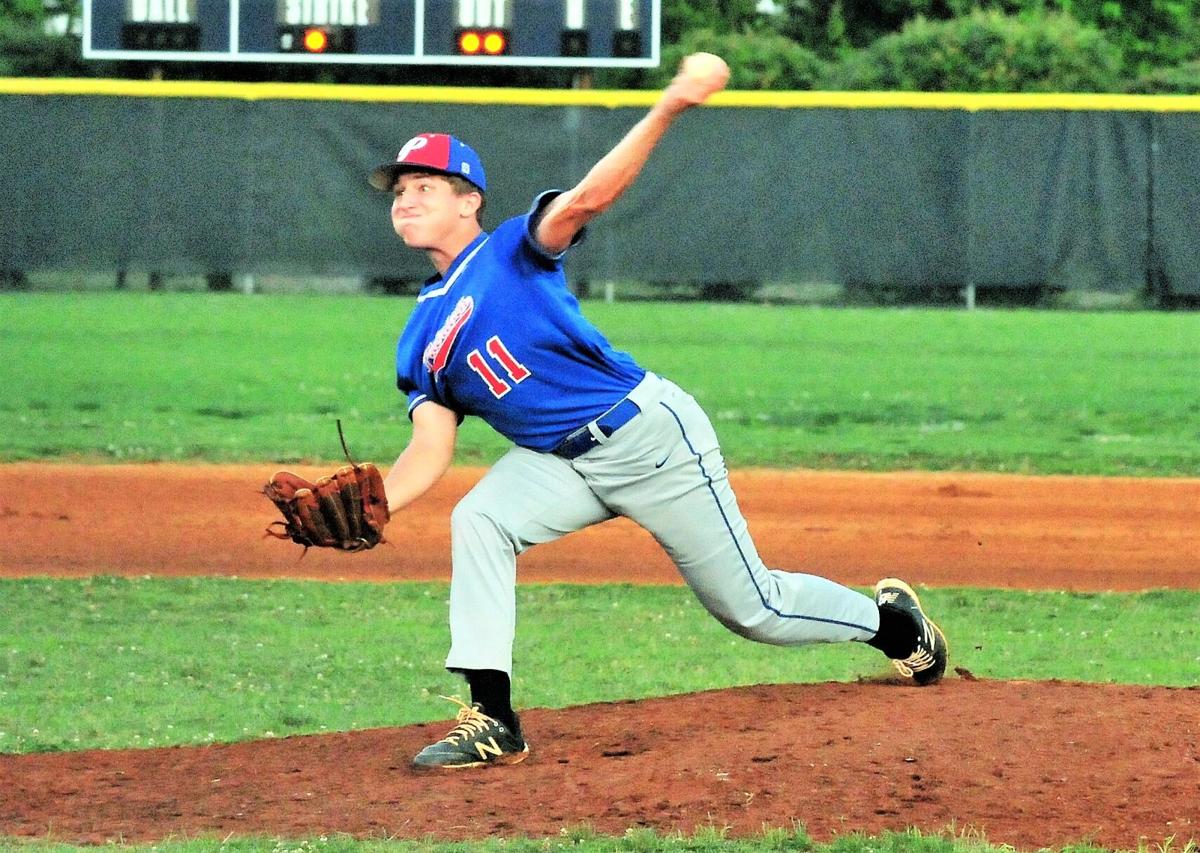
1, 680, 1197, 849
1, 464, 1198, 848
2, 463, 1198, 589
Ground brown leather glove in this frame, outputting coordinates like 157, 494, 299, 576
264, 463, 389, 552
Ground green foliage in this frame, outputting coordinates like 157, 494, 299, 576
823, 8, 1123, 92
0, 0, 88, 76
1051, 0, 1200, 75
1125, 58, 1200, 94
773, 0, 1030, 55
0, 0, 48, 24
662, 0, 761, 41
777, 0, 922, 54
645, 27, 828, 90
774, 0, 1200, 76
0, 18, 87, 76
668, 0, 1200, 90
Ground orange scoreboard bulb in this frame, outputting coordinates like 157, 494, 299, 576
303, 27, 329, 52
458, 30, 482, 54
482, 30, 506, 54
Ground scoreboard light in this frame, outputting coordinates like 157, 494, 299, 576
560, 28, 587, 57
458, 29, 480, 52
454, 27, 509, 55
612, 29, 640, 57
120, 21, 200, 50
303, 27, 328, 51
278, 24, 355, 52
483, 30, 505, 53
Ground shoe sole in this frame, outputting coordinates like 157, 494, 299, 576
412, 745, 530, 771
875, 577, 948, 684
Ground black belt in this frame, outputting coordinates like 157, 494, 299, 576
553, 398, 641, 460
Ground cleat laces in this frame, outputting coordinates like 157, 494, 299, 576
893, 647, 936, 677
436, 695, 495, 745
892, 615, 939, 677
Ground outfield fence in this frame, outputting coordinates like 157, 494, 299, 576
2, 79, 1199, 298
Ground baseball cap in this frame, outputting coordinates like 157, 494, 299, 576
369, 133, 487, 193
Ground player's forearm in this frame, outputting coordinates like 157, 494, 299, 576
536, 56, 727, 254
384, 400, 460, 513
564, 105, 679, 218
382, 438, 454, 513
534, 102, 685, 254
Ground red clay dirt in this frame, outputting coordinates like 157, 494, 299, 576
2, 463, 1198, 590
1, 464, 1198, 849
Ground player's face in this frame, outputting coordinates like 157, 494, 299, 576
391, 173, 477, 250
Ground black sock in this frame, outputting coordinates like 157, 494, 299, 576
866, 604, 917, 660
458, 669, 520, 736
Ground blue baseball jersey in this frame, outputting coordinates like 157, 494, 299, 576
395, 191, 646, 452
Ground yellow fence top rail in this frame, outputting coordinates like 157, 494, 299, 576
3, 77, 1200, 111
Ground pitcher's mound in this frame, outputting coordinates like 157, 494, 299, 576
2, 679, 1197, 849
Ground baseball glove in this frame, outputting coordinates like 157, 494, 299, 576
263, 423, 390, 552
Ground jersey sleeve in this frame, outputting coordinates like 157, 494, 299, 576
396, 367, 438, 419
402, 388, 432, 417
399, 376, 466, 423
521, 190, 587, 266
396, 329, 454, 421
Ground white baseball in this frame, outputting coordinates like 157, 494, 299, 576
681, 52, 728, 83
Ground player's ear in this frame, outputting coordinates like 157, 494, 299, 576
459, 191, 483, 220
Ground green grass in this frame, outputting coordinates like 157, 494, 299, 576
0, 828, 1193, 853
0, 826, 1165, 853
0, 826, 1157, 853
1, 577, 1196, 756
2, 292, 1198, 474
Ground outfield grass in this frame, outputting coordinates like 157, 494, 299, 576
2, 293, 1197, 474
1, 577, 1196, 756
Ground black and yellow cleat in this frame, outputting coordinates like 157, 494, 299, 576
874, 578, 948, 686
412, 696, 529, 769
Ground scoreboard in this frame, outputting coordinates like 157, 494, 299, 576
83, 0, 660, 65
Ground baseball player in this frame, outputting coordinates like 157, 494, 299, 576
369, 53, 948, 770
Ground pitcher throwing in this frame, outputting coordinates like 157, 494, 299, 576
368, 53, 948, 770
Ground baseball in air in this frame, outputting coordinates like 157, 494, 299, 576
681, 52, 728, 83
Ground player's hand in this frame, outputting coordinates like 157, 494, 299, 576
660, 52, 730, 116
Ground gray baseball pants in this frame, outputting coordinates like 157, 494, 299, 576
444, 372, 881, 674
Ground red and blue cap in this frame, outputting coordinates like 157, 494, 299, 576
369, 133, 486, 193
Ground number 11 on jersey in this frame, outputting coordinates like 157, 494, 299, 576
467, 335, 531, 398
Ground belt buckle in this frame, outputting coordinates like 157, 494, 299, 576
554, 425, 593, 459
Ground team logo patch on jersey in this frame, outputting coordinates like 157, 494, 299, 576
423, 296, 474, 374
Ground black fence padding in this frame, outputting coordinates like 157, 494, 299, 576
1, 94, 1196, 295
